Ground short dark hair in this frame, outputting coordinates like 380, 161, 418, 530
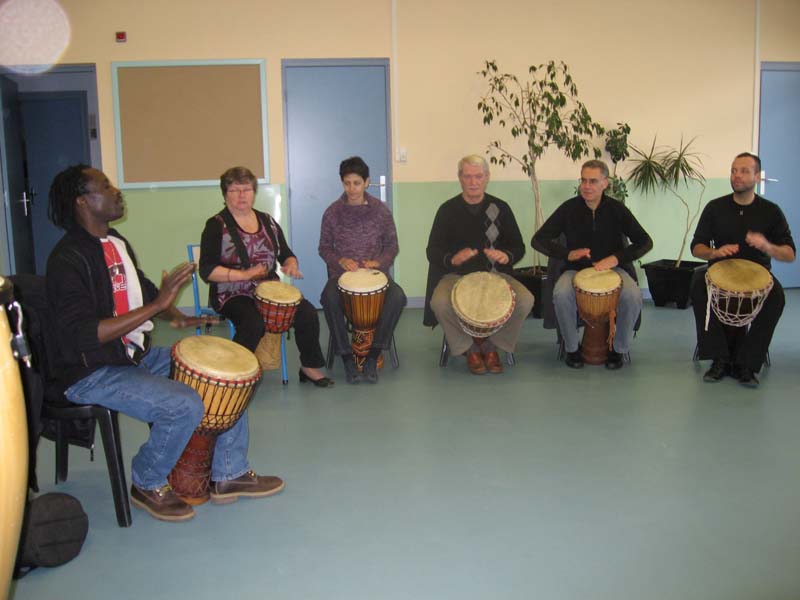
581, 159, 609, 178
339, 156, 369, 181
220, 166, 258, 196
48, 164, 92, 229
735, 152, 762, 172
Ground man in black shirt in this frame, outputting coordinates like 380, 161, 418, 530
691, 152, 795, 387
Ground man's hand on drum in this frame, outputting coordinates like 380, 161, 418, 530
281, 256, 303, 279
710, 244, 739, 259
745, 232, 770, 254
451, 247, 479, 266
483, 248, 509, 265
568, 248, 591, 262
593, 255, 619, 271
361, 259, 381, 269
338, 257, 360, 272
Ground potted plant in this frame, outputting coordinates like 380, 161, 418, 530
626, 137, 707, 308
477, 60, 605, 317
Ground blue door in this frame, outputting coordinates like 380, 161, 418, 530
282, 60, 392, 307
20, 91, 91, 274
0, 75, 35, 274
759, 62, 800, 288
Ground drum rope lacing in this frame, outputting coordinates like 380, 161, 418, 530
704, 271, 774, 330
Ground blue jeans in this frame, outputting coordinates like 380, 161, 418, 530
65, 346, 250, 490
553, 268, 642, 354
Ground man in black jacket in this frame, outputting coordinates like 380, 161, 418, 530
424, 155, 534, 375
46, 165, 284, 522
532, 160, 653, 370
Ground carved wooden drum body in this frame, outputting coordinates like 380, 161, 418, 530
168, 336, 260, 504
573, 268, 622, 365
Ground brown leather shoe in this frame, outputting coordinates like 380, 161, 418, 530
484, 351, 503, 374
130, 484, 195, 522
210, 470, 285, 505
466, 351, 487, 375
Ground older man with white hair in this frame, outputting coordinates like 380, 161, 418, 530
424, 155, 534, 375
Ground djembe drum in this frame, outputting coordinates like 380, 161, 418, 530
704, 258, 773, 330
451, 272, 516, 338
254, 280, 302, 333
167, 336, 260, 505
338, 269, 389, 371
573, 268, 622, 365
0, 277, 28, 593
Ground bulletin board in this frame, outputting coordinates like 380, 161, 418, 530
112, 60, 268, 187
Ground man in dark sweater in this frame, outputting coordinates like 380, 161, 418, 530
532, 160, 653, 370
46, 165, 284, 522
424, 155, 534, 375
691, 152, 795, 387
319, 156, 407, 384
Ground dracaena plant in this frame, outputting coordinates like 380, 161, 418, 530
627, 136, 706, 267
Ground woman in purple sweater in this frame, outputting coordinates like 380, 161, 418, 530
319, 157, 407, 384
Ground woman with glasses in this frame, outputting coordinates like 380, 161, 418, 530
199, 166, 333, 387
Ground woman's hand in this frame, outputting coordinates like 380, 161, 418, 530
281, 257, 303, 279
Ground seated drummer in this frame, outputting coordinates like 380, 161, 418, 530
531, 160, 652, 370
199, 166, 332, 387
691, 152, 795, 387
46, 165, 283, 523
424, 155, 534, 375
319, 156, 407, 384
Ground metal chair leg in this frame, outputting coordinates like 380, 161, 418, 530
325, 334, 335, 369
439, 335, 450, 367
280, 333, 288, 385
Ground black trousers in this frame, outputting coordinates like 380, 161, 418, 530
691, 274, 784, 372
320, 277, 407, 357
219, 295, 326, 368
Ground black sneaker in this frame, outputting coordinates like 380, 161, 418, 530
565, 350, 583, 369
343, 355, 361, 384
703, 359, 728, 382
362, 355, 379, 384
605, 350, 624, 370
738, 367, 759, 388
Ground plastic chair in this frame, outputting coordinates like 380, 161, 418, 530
439, 334, 515, 368
187, 244, 289, 385
42, 402, 132, 527
12, 274, 131, 527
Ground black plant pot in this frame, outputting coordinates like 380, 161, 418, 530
641, 259, 706, 309
512, 267, 546, 318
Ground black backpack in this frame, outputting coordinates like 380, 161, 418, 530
14, 492, 88, 579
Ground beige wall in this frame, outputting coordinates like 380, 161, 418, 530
761, 0, 800, 61
29, 0, 795, 187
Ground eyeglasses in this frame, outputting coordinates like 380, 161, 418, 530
227, 186, 254, 195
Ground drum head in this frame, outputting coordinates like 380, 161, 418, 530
707, 259, 772, 293
173, 336, 259, 380
254, 280, 302, 305
573, 268, 622, 294
338, 269, 389, 293
451, 272, 513, 326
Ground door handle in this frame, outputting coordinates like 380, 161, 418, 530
368, 175, 387, 203
759, 171, 779, 196
16, 191, 31, 217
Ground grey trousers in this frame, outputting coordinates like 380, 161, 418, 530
553, 268, 641, 353
430, 272, 535, 356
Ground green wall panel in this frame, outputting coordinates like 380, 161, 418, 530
111, 178, 732, 306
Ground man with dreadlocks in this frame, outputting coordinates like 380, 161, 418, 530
46, 165, 284, 522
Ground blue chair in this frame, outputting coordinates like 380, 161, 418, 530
187, 244, 289, 385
